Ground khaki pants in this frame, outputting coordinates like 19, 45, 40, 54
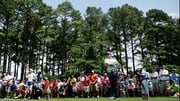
159, 81, 169, 96
44, 87, 51, 94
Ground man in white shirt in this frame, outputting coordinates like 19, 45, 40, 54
150, 68, 158, 96
104, 52, 119, 99
104, 52, 119, 73
26, 68, 37, 98
158, 65, 169, 96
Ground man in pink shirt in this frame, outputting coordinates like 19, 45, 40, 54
101, 73, 111, 97
101, 73, 111, 87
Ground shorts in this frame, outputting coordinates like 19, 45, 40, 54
27, 81, 33, 90
44, 87, 51, 93
72, 86, 77, 93
83, 86, 90, 93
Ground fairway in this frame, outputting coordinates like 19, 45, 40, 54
2, 97, 179, 101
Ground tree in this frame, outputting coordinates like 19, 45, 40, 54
11, 0, 54, 80
0, 0, 17, 74
144, 9, 177, 66
108, 4, 143, 73
53, 1, 82, 76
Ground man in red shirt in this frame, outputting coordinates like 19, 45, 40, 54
51, 79, 58, 97
88, 70, 99, 97
83, 76, 90, 97
43, 77, 51, 100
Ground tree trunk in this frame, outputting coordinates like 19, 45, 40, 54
20, 24, 28, 81
14, 62, 17, 78
118, 32, 123, 72
8, 54, 11, 73
123, 29, 128, 73
41, 41, 46, 74
0, 43, 2, 65
130, 35, 135, 73
3, 43, 8, 73
139, 34, 145, 65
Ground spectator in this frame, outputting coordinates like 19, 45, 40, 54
51, 79, 59, 97
8, 80, 18, 98
117, 72, 125, 86
83, 75, 90, 97
15, 82, 28, 99
58, 79, 64, 96
63, 79, 69, 96
101, 73, 111, 87
88, 70, 99, 98
2, 72, 13, 99
43, 77, 51, 100
77, 72, 86, 97
167, 79, 180, 97
158, 65, 169, 96
37, 69, 42, 82
150, 68, 158, 96
127, 79, 135, 97
69, 75, 77, 97
169, 69, 179, 85
26, 68, 37, 98
119, 81, 126, 97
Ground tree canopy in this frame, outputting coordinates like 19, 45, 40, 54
0, 1, 179, 80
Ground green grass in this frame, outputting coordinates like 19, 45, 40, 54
3, 97, 179, 101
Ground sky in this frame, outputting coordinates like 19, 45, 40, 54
43, 0, 179, 18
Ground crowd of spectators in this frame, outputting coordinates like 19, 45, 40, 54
0, 66, 179, 100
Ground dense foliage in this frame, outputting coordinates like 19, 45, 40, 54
0, 0, 179, 80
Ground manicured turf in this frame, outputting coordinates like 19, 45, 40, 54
2, 97, 179, 101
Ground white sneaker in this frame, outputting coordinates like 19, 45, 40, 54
109, 96, 116, 100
